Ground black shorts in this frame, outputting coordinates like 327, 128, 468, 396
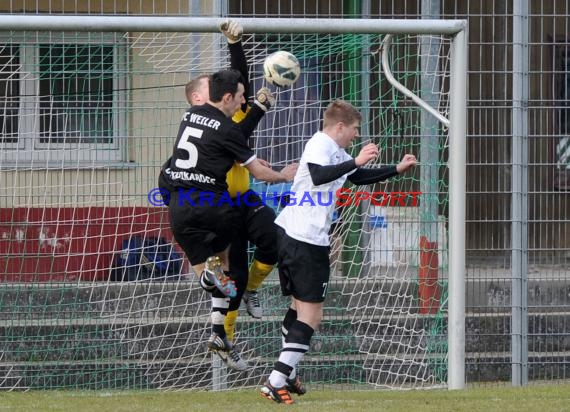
229, 190, 278, 276
276, 226, 330, 303
168, 190, 240, 265
228, 191, 277, 308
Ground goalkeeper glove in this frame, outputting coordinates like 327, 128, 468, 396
254, 87, 275, 111
220, 19, 243, 44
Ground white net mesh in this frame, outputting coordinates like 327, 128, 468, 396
0, 27, 452, 390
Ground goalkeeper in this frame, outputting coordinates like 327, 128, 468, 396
260, 100, 417, 404
216, 20, 282, 369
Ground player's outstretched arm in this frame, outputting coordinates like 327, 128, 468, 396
220, 19, 243, 44
306, 143, 377, 186
396, 154, 418, 173
220, 19, 249, 101
354, 143, 380, 167
253, 87, 275, 112
239, 87, 275, 138
246, 159, 298, 183
347, 153, 418, 185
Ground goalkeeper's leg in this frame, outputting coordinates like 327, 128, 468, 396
243, 192, 278, 319
243, 259, 273, 319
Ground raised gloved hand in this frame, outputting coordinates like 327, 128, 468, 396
219, 19, 243, 44
254, 87, 276, 111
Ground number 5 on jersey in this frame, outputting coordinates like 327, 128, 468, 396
175, 126, 203, 169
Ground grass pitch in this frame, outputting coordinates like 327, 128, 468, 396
1, 384, 569, 412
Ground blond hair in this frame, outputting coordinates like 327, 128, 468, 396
323, 100, 362, 129
185, 74, 210, 104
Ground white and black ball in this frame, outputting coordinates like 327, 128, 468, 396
263, 51, 301, 88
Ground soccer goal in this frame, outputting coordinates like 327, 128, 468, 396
0, 16, 466, 391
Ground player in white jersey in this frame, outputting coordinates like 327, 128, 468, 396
261, 100, 417, 404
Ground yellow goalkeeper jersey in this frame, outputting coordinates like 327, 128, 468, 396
227, 106, 251, 198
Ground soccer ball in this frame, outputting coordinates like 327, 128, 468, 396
263, 51, 301, 88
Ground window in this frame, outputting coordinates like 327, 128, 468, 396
0, 33, 128, 165
0, 45, 19, 144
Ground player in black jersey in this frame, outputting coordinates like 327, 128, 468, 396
162, 69, 297, 365
161, 20, 287, 372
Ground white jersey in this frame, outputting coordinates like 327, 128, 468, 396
275, 131, 354, 246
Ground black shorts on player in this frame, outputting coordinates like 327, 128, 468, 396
168, 189, 241, 265
275, 226, 330, 303
228, 190, 278, 309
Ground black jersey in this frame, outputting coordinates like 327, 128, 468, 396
164, 103, 256, 193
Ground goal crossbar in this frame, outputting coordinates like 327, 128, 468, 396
0, 15, 466, 34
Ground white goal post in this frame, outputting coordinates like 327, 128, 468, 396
0, 15, 467, 390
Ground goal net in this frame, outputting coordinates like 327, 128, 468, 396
0, 17, 465, 391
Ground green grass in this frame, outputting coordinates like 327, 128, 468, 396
2, 384, 570, 412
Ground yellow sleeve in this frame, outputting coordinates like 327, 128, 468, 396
226, 163, 251, 198
227, 105, 252, 197
232, 106, 249, 123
